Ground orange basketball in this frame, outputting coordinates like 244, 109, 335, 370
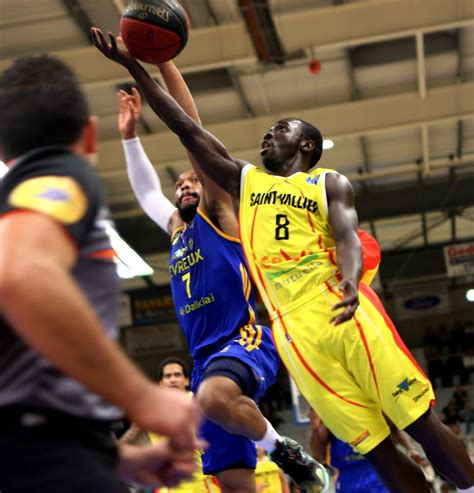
120, 0, 189, 64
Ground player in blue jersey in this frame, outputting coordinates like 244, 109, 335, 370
309, 410, 435, 493
116, 60, 329, 493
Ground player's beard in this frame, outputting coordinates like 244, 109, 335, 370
178, 202, 198, 223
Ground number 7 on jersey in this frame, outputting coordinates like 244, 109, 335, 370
182, 272, 192, 298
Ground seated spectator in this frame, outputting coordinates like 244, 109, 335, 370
441, 399, 464, 427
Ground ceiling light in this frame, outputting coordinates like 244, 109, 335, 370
0, 161, 8, 178
104, 223, 154, 279
466, 289, 474, 303
323, 139, 334, 150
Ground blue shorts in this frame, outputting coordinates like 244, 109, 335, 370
336, 463, 389, 493
192, 325, 279, 475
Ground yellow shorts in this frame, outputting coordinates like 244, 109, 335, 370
270, 279, 435, 454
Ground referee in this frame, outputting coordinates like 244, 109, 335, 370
0, 55, 201, 493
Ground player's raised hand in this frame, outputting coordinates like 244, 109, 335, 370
117, 87, 142, 139
91, 27, 137, 68
330, 278, 359, 325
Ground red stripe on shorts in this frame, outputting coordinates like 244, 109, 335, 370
359, 284, 427, 378
275, 308, 369, 409
325, 280, 380, 397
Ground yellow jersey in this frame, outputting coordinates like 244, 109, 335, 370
255, 458, 285, 492
149, 393, 220, 493
239, 164, 339, 315
149, 430, 220, 493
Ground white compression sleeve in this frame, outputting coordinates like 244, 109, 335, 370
122, 137, 177, 233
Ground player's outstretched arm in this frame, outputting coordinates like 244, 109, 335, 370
156, 60, 238, 233
92, 28, 242, 200
118, 88, 178, 235
326, 173, 363, 325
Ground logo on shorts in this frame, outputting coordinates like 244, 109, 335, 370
350, 429, 370, 447
413, 388, 429, 403
392, 377, 418, 400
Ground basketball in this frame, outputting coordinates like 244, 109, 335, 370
120, 0, 189, 64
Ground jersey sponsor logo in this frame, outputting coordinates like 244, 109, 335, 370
273, 261, 323, 289
344, 452, 365, 462
350, 429, 370, 447
8, 175, 87, 224
259, 249, 314, 269
392, 377, 418, 400
267, 253, 320, 280
249, 191, 318, 213
171, 230, 183, 246
172, 246, 188, 260
169, 248, 204, 276
306, 175, 320, 185
178, 292, 216, 316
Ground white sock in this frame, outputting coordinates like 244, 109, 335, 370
458, 487, 474, 492
255, 418, 281, 453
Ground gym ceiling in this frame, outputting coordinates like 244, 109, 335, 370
0, 0, 473, 293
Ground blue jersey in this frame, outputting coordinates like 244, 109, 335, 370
169, 209, 259, 362
330, 435, 388, 493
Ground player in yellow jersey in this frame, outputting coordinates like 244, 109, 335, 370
92, 31, 474, 493
255, 446, 290, 493
122, 357, 220, 493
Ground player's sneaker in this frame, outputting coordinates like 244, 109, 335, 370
270, 436, 330, 492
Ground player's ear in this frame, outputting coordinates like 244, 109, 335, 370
300, 139, 315, 154
83, 116, 98, 156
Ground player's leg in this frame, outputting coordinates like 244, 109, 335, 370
355, 284, 474, 490
216, 468, 256, 493
404, 408, 474, 490
196, 367, 266, 440
364, 436, 431, 493
198, 417, 258, 493
269, 288, 433, 493
196, 340, 329, 491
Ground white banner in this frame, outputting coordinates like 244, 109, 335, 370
444, 242, 474, 278
118, 293, 132, 327
394, 286, 451, 320
289, 377, 311, 425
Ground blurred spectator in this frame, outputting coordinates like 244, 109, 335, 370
464, 321, 474, 352
255, 445, 290, 493
441, 399, 464, 427
450, 321, 465, 352
452, 385, 469, 416
427, 354, 446, 389
445, 351, 467, 386
437, 324, 450, 354
423, 326, 438, 357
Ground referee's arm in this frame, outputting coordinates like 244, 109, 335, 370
0, 210, 199, 451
